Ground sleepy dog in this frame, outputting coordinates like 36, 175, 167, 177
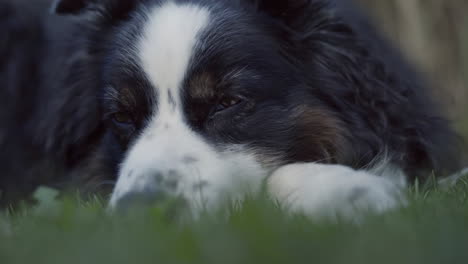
0, 0, 461, 217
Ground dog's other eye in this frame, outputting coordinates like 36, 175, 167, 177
112, 112, 133, 124
215, 96, 243, 113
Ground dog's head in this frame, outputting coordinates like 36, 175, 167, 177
51, 0, 361, 212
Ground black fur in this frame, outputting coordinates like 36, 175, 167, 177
0, 0, 110, 205
0, 0, 461, 205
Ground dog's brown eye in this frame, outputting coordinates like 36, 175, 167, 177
217, 97, 243, 112
113, 112, 133, 124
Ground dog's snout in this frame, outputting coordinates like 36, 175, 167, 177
110, 168, 186, 210
113, 189, 165, 211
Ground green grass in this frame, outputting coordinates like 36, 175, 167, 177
1, 177, 468, 264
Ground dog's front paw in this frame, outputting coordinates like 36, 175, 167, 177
267, 163, 405, 220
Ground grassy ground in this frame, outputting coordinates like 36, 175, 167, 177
1, 175, 468, 264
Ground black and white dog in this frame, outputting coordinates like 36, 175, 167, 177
0, 0, 461, 217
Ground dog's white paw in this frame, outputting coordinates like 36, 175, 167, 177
267, 163, 405, 220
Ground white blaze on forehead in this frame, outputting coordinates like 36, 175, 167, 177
138, 2, 210, 109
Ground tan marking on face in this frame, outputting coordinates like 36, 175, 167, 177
189, 72, 217, 100
293, 105, 349, 163
118, 86, 137, 109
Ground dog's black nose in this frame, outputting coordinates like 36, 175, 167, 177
112, 189, 167, 212
110, 169, 187, 212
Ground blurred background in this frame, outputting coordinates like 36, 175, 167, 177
357, 0, 468, 161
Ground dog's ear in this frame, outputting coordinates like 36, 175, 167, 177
51, 0, 137, 25
51, 0, 94, 14
248, 0, 310, 18
245, 0, 332, 33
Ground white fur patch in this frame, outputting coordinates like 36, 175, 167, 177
138, 2, 209, 114
267, 163, 405, 220
439, 167, 468, 188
